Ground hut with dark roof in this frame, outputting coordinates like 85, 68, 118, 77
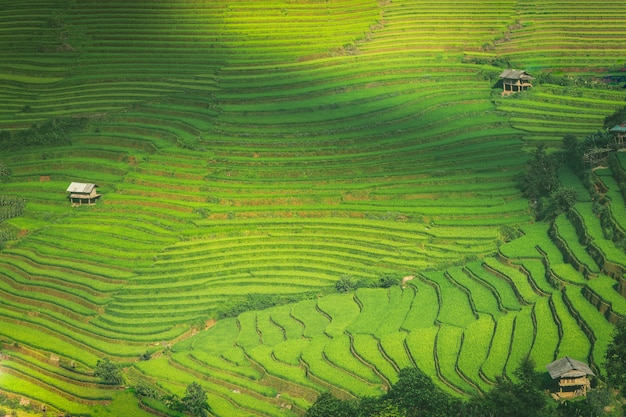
66, 182, 100, 206
546, 357, 595, 399
499, 69, 533, 94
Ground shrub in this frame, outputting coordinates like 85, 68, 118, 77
467, 358, 550, 417
603, 106, 626, 130
500, 225, 522, 244
133, 379, 160, 399
218, 293, 297, 318
606, 318, 626, 393
305, 392, 356, 417
0, 117, 87, 151
0, 161, 10, 182
375, 274, 400, 288
94, 357, 123, 385
537, 187, 578, 221
521, 145, 561, 203
562, 133, 584, 172
335, 275, 357, 293
182, 382, 209, 417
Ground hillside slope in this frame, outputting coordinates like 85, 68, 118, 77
0, 1, 625, 415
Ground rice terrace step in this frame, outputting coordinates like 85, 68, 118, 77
0, 0, 626, 416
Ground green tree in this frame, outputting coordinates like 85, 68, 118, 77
583, 130, 611, 151
0, 162, 10, 183
0, 131, 9, 150
94, 357, 123, 385
133, 379, 160, 400
370, 400, 406, 417
336, 275, 357, 293
606, 318, 626, 392
385, 367, 461, 417
306, 392, 356, 417
468, 358, 549, 417
182, 382, 209, 417
562, 133, 583, 172
537, 187, 578, 220
521, 145, 561, 202
500, 225, 522, 244
603, 106, 626, 130
376, 274, 400, 288
556, 387, 612, 417
163, 394, 184, 412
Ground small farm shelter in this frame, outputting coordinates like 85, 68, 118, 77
609, 122, 626, 148
499, 69, 533, 94
66, 182, 100, 206
546, 357, 595, 399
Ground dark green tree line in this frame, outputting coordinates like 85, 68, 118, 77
306, 355, 622, 417
521, 144, 577, 220
0, 117, 87, 151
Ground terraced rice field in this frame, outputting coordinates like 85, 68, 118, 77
0, 0, 625, 415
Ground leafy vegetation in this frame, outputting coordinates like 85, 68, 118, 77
0, 118, 87, 150
182, 382, 210, 417
94, 357, 123, 385
304, 361, 548, 417
606, 318, 626, 395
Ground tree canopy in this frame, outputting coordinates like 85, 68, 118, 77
606, 318, 626, 393
182, 382, 209, 417
304, 361, 591, 417
94, 357, 123, 385
521, 145, 560, 202
603, 106, 626, 130
467, 358, 548, 417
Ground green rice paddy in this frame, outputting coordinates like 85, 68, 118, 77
1, 0, 626, 415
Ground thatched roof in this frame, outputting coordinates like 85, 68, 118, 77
499, 69, 533, 80
546, 357, 595, 380
66, 182, 98, 194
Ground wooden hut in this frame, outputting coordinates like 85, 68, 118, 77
546, 357, 595, 399
609, 122, 626, 148
66, 182, 100, 206
499, 69, 533, 94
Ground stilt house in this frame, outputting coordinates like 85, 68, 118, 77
546, 357, 595, 399
609, 122, 626, 148
499, 69, 533, 94
66, 182, 100, 206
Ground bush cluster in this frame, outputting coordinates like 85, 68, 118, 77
134, 379, 209, 417
217, 293, 304, 319
0, 195, 25, 248
519, 107, 626, 221
0, 117, 87, 151
0, 162, 10, 182
335, 274, 401, 293
521, 145, 578, 221
306, 358, 617, 417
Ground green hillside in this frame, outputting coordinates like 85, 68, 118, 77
0, 0, 625, 415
